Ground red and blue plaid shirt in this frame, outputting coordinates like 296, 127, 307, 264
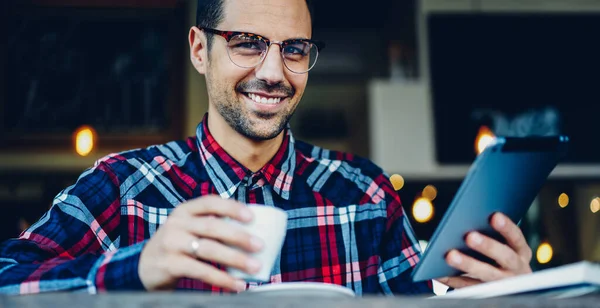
0, 115, 433, 295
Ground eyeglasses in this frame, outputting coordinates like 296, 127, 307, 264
200, 27, 325, 74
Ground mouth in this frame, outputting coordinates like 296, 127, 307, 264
243, 92, 288, 105
240, 91, 291, 115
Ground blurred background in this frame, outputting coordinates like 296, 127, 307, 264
1, 0, 599, 287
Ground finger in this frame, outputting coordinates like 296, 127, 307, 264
178, 195, 253, 223
186, 216, 263, 253
445, 249, 508, 282
167, 230, 261, 274
166, 253, 247, 292
192, 238, 262, 275
465, 231, 522, 271
491, 213, 532, 261
436, 276, 481, 289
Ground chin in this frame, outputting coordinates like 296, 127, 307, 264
241, 130, 282, 141
241, 119, 288, 141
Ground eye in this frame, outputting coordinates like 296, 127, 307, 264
229, 35, 265, 52
232, 41, 262, 50
283, 43, 308, 56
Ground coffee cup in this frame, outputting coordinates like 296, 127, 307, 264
227, 204, 288, 282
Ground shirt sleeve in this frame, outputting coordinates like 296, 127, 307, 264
376, 173, 434, 295
0, 161, 146, 294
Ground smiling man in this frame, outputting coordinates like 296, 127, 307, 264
0, 0, 533, 295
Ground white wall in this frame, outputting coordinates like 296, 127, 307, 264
368, 80, 436, 177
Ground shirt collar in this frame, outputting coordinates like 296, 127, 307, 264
196, 114, 296, 200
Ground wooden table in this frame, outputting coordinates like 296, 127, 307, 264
1, 293, 599, 307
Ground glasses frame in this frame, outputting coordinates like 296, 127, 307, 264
199, 27, 325, 74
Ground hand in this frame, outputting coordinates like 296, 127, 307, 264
138, 195, 263, 291
437, 212, 533, 289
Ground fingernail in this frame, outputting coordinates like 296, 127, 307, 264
470, 232, 483, 245
496, 214, 506, 228
450, 251, 462, 265
250, 236, 264, 250
240, 209, 252, 221
247, 258, 262, 272
236, 280, 247, 291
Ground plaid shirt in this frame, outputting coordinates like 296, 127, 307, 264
0, 115, 433, 295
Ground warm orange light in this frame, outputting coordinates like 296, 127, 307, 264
536, 242, 553, 264
412, 197, 434, 223
591, 198, 600, 213
558, 193, 569, 208
390, 174, 405, 191
475, 126, 496, 155
73, 126, 96, 157
422, 185, 438, 201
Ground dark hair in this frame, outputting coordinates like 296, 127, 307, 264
196, 0, 314, 51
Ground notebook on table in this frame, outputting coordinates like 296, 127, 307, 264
433, 261, 600, 299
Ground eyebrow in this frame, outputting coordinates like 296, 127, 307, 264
285, 37, 311, 41
238, 30, 310, 41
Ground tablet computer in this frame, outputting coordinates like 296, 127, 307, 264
411, 135, 569, 282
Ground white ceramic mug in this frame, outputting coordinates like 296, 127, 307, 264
227, 204, 288, 282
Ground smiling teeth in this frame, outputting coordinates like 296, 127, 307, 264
248, 93, 282, 104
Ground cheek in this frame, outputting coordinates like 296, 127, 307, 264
207, 54, 247, 90
288, 74, 308, 96
208, 72, 245, 99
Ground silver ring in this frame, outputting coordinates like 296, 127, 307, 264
190, 239, 200, 257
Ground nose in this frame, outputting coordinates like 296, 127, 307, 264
254, 44, 285, 85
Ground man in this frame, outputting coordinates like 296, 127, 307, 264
0, 0, 533, 295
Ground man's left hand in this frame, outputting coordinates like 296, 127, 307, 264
437, 212, 533, 289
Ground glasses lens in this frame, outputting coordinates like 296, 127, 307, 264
282, 41, 318, 73
227, 34, 267, 68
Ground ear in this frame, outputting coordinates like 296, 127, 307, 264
189, 26, 208, 74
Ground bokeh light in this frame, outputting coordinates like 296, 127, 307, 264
558, 193, 569, 208
591, 198, 600, 213
536, 242, 553, 264
412, 197, 434, 223
475, 125, 496, 155
74, 126, 96, 157
390, 174, 405, 191
422, 185, 438, 201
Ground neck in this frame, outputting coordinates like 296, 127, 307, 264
206, 109, 284, 173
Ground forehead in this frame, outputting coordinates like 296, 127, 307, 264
219, 0, 312, 40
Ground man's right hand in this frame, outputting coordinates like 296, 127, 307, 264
138, 195, 264, 291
